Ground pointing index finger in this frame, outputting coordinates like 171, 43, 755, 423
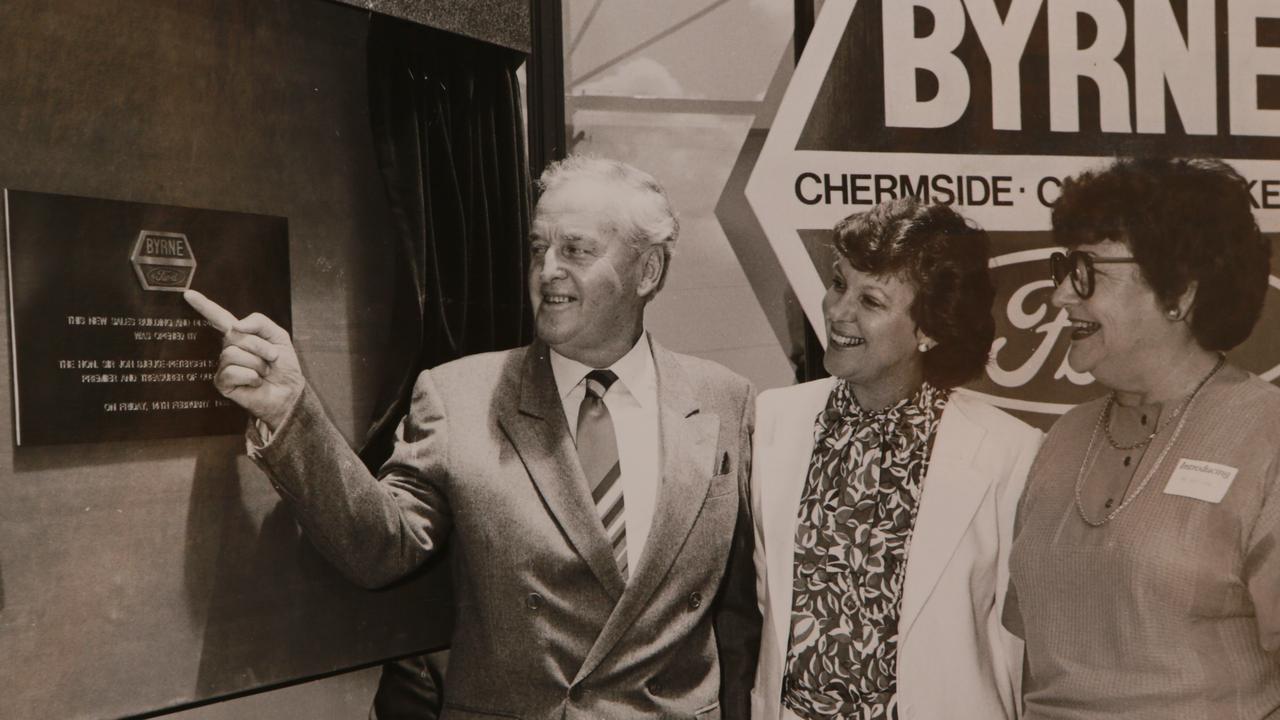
184, 289, 238, 334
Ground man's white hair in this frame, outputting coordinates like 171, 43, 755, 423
538, 155, 679, 295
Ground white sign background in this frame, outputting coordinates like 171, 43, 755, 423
746, 0, 1280, 414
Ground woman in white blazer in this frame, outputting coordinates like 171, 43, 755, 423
750, 199, 1041, 720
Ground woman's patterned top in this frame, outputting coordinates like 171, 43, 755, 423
782, 380, 949, 720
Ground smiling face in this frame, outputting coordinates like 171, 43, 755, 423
1051, 239, 1178, 390
528, 179, 656, 367
822, 258, 930, 407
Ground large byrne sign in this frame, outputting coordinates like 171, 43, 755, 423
746, 0, 1280, 419
4, 190, 291, 445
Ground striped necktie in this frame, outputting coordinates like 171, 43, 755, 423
576, 369, 628, 581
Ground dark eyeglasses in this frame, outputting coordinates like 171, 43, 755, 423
1049, 251, 1137, 299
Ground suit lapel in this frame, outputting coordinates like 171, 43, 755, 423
898, 397, 991, 641
763, 379, 834, 662
497, 342, 626, 601
574, 338, 719, 683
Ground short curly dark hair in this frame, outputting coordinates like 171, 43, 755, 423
833, 198, 995, 389
1051, 157, 1269, 352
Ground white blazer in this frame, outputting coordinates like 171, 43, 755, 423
749, 378, 1041, 720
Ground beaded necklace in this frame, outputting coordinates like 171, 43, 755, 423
1073, 354, 1225, 527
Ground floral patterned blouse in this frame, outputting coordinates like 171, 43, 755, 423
781, 380, 949, 720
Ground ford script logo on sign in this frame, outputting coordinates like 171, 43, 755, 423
746, 0, 1280, 421
968, 248, 1280, 416
130, 230, 196, 292
981, 248, 1092, 415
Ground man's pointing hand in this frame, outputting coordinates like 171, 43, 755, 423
184, 289, 303, 431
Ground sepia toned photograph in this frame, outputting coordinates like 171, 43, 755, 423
0, 1, 1277, 719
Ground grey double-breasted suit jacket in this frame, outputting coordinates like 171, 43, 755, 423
251, 338, 760, 719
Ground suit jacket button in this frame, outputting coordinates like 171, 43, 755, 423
688, 591, 702, 609
647, 680, 663, 694
526, 593, 543, 610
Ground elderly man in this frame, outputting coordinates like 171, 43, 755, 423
187, 156, 760, 719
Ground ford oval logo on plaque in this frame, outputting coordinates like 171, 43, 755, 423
131, 231, 196, 292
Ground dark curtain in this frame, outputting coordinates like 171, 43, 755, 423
360, 14, 534, 720
361, 14, 534, 468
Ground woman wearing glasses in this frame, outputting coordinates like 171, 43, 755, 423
1004, 157, 1280, 719
751, 198, 1041, 720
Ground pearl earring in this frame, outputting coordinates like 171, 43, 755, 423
918, 342, 931, 353
1166, 308, 1181, 320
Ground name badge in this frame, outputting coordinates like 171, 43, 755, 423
1163, 458, 1237, 504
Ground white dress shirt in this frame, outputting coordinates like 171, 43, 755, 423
549, 335, 661, 579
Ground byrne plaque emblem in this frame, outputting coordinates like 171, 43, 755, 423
131, 230, 196, 292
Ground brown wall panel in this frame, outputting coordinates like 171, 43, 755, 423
0, 1, 451, 717
327, 0, 530, 52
